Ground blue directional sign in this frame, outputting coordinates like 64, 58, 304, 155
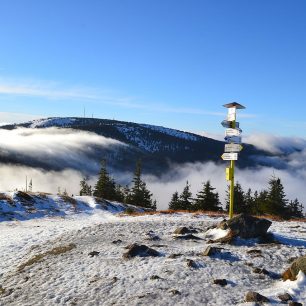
221, 120, 240, 128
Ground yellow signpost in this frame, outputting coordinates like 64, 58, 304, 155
221, 102, 246, 219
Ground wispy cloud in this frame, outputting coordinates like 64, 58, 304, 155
0, 112, 41, 125
0, 77, 257, 118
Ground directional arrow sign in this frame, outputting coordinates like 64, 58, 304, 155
221, 153, 238, 161
224, 143, 243, 153
224, 135, 242, 144
225, 128, 242, 136
221, 120, 240, 128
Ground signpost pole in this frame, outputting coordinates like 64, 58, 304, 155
221, 102, 245, 219
229, 117, 236, 219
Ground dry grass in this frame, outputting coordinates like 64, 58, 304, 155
60, 195, 77, 210
119, 209, 306, 222
0, 193, 14, 205
18, 243, 76, 272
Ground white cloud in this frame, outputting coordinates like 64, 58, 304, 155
0, 127, 126, 172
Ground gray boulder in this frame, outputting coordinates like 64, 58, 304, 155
218, 213, 272, 239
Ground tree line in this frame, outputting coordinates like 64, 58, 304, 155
79, 160, 304, 218
79, 160, 156, 210
169, 176, 304, 218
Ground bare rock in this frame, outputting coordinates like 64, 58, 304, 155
219, 213, 272, 239
245, 291, 269, 303
174, 234, 201, 240
282, 255, 306, 281
173, 227, 198, 235
123, 243, 160, 259
168, 253, 183, 259
112, 239, 122, 244
202, 246, 221, 256
169, 289, 181, 295
186, 259, 197, 268
288, 302, 303, 306
213, 279, 227, 286
150, 275, 161, 280
88, 251, 100, 257
278, 293, 293, 302
252, 267, 270, 275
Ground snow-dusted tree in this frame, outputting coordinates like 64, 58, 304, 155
194, 181, 221, 211
125, 160, 156, 210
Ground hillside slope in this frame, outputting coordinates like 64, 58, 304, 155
0, 117, 268, 175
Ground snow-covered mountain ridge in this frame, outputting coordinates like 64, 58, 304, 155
0, 117, 266, 175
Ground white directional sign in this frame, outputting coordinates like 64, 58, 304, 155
225, 128, 242, 136
221, 153, 238, 161
224, 143, 243, 153
224, 135, 242, 144
221, 120, 239, 128
227, 113, 235, 121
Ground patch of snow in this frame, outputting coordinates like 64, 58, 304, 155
29, 118, 76, 128
204, 227, 230, 240
0, 212, 306, 305
141, 123, 200, 142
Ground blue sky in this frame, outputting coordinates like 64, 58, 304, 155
0, 0, 305, 137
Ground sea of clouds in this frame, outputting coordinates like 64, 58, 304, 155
0, 127, 305, 211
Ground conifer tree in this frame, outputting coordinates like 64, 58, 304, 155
265, 176, 288, 217
225, 182, 249, 214
288, 198, 304, 218
93, 160, 118, 201
80, 176, 92, 196
194, 180, 221, 211
125, 160, 156, 210
168, 191, 180, 210
178, 181, 193, 210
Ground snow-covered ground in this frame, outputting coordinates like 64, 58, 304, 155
0, 205, 306, 306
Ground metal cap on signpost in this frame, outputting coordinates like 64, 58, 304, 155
221, 102, 246, 219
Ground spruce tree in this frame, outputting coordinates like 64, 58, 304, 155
178, 181, 193, 210
80, 176, 92, 196
168, 191, 180, 210
266, 176, 288, 217
126, 160, 156, 210
93, 160, 118, 201
288, 198, 304, 218
225, 182, 248, 214
194, 181, 221, 211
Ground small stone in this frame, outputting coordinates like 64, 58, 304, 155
186, 259, 197, 268
173, 227, 198, 235
174, 234, 201, 240
123, 243, 160, 259
245, 291, 269, 303
88, 251, 100, 257
213, 279, 227, 286
247, 249, 262, 255
168, 253, 183, 259
278, 293, 292, 302
253, 267, 269, 275
150, 275, 161, 280
202, 246, 220, 256
288, 302, 303, 306
169, 289, 181, 295
112, 239, 122, 244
